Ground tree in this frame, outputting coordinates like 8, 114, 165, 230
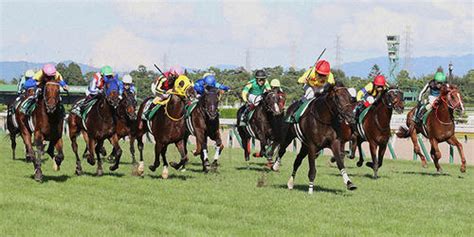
368, 64, 382, 80
66, 62, 86, 85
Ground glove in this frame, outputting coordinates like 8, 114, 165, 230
63, 85, 70, 91
248, 104, 256, 110
221, 86, 230, 91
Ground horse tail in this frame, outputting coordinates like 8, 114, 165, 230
396, 126, 410, 138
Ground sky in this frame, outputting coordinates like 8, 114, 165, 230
0, 0, 472, 71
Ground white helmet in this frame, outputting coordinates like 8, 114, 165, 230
122, 74, 133, 84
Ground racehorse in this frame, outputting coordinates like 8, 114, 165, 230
397, 84, 466, 173
184, 87, 224, 172
236, 89, 286, 167
6, 88, 35, 160
145, 78, 196, 178
353, 88, 404, 178
272, 83, 357, 193
68, 79, 121, 176
21, 81, 65, 182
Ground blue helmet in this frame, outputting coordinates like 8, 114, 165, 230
24, 79, 37, 89
204, 75, 216, 87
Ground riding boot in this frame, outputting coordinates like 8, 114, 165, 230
240, 106, 249, 126
291, 100, 304, 120
415, 106, 426, 124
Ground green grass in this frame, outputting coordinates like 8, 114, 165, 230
0, 134, 473, 236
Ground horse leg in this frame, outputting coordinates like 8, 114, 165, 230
71, 134, 82, 175
52, 139, 64, 172
272, 136, 293, 172
137, 135, 145, 175
331, 140, 357, 190
377, 143, 387, 170
149, 142, 163, 172
366, 142, 379, 179
410, 127, 427, 168
109, 135, 123, 171
161, 145, 169, 178
238, 127, 250, 162
10, 132, 16, 160
82, 131, 90, 160
287, 145, 308, 190
356, 140, 364, 167
212, 135, 224, 168
429, 138, 442, 173
129, 136, 136, 164
307, 145, 319, 194
20, 130, 35, 162
95, 140, 104, 176
349, 136, 357, 160
86, 137, 96, 166
197, 134, 210, 173
446, 136, 466, 173
33, 132, 44, 182
170, 140, 189, 171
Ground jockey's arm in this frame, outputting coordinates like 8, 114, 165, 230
88, 77, 99, 95
418, 82, 430, 102
33, 70, 43, 85
241, 83, 252, 102
264, 81, 271, 92
298, 67, 313, 84
154, 77, 167, 95
327, 73, 335, 85
356, 83, 373, 101
56, 73, 69, 90
215, 82, 230, 91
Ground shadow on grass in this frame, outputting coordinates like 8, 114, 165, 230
396, 171, 451, 177
235, 166, 271, 172
147, 173, 194, 180
272, 184, 348, 195
327, 173, 388, 179
28, 174, 71, 183
14, 157, 48, 164
82, 171, 126, 178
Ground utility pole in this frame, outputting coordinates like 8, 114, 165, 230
403, 25, 412, 73
335, 35, 343, 70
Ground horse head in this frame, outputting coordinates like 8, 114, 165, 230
201, 86, 220, 120
262, 91, 284, 116
44, 81, 61, 113
384, 86, 404, 114
120, 90, 137, 120
327, 82, 355, 124
104, 79, 121, 108
442, 84, 464, 113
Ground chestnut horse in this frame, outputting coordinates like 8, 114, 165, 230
353, 88, 404, 178
68, 79, 121, 176
236, 89, 286, 167
184, 87, 224, 172
397, 84, 465, 172
6, 88, 35, 160
272, 83, 357, 193
20, 81, 65, 182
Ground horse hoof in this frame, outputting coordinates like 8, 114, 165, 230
356, 161, 363, 167
308, 188, 314, 194
272, 161, 280, 172
346, 181, 357, 190
265, 161, 273, 169
330, 157, 336, 163
26, 157, 33, 163
366, 162, 374, 168
287, 176, 294, 190
34, 169, 43, 182
107, 156, 115, 163
97, 169, 104, 176
87, 158, 95, 166
170, 162, 180, 170
161, 168, 169, 179
149, 165, 157, 172
460, 167, 466, 173
348, 155, 355, 160
211, 160, 219, 168
109, 165, 118, 171
137, 162, 145, 176
53, 162, 60, 172
252, 152, 262, 158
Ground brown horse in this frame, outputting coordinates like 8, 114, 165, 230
353, 88, 404, 178
68, 79, 121, 176
397, 84, 465, 172
6, 88, 36, 160
184, 87, 224, 172
236, 89, 286, 167
146, 84, 196, 178
20, 81, 65, 182
273, 83, 357, 193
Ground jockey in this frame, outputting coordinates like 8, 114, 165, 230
270, 79, 283, 92
34, 64, 69, 93
82, 65, 121, 108
194, 74, 229, 97
121, 74, 136, 94
240, 69, 271, 123
151, 65, 184, 104
354, 75, 389, 117
17, 70, 36, 96
297, 60, 335, 101
414, 71, 447, 123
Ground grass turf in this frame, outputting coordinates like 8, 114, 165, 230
0, 134, 472, 236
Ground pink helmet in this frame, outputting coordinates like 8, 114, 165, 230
43, 64, 57, 77
169, 65, 184, 76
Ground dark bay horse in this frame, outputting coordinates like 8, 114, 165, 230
147, 83, 196, 178
353, 88, 404, 178
185, 87, 224, 172
397, 84, 465, 172
68, 79, 121, 176
237, 90, 286, 167
273, 83, 357, 193
20, 81, 65, 182
6, 88, 35, 160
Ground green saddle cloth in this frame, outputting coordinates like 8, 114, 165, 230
19, 97, 36, 115
285, 98, 315, 123
185, 100, 199, 118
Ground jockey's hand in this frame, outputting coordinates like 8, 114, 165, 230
248, 103, 256, 110
63, 85, 69, 91
221, 86, 230, 91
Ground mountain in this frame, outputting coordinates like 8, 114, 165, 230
0, 60, 99, 82
341, 54, 473, 78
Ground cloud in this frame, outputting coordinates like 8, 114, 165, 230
90, 27, 158, 70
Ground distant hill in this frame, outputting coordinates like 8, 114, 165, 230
0, 60, 99, 82
341, 54, 473, 78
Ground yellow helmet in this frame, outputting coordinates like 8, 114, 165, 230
270, 79, 281, 87
174, 75, 192, 96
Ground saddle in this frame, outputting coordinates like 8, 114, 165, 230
285, 98, 315, 123
239, 105, 256, 126
19, 96, 37, 116
142, 97, 170, 121
71, 98, 98, 119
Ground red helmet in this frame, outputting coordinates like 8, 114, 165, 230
373, 75, 386, 86
315, 60, 330, 75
